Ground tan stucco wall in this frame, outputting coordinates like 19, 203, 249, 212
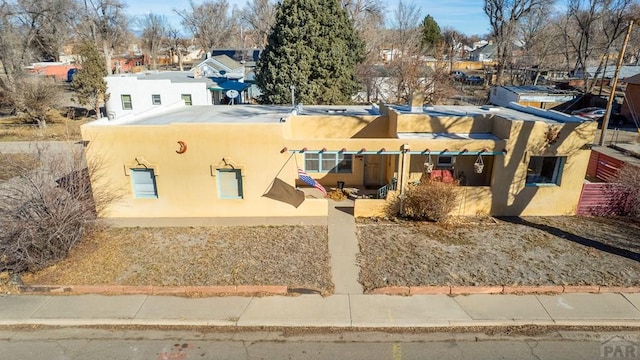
82, 122, 327, 218
83, 105, 598, 219
489, 118, 597, 216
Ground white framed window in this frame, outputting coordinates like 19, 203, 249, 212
130, 168, 157, 198
121, 94, 132, 110
217, 168, 243, 199
526, 156, 564, 185
304, 153, 353, 173
181, 94, 192, 106
151, 94, 161, 105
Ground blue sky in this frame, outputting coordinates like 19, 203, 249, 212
127, 0, 491, 37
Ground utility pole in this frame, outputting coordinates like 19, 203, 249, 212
599, 19, 634, 146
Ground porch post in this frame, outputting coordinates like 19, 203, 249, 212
399, 144, 411, 215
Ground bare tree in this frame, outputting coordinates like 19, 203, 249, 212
239, 0, 276, 47
483, 0, 555, 85
165, 25, 188, 71
76, 0, 129, 75
175, 0, 235, 53
0, 143, 121, 274
0, 0, 72, 109
139, 13, 167, 70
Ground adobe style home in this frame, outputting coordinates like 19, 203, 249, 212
81, 90, 598, 222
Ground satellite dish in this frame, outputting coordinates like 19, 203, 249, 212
226, 89, 239, 98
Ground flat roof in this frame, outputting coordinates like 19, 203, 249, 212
108, 72, 215, 85
390, 104, 588, 124
126, 105, 292, 125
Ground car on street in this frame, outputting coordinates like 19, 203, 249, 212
450, 71, 467, 81
570, 107, 606, 120
465, 75, 484, 85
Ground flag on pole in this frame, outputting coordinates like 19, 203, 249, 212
297, 168, 327, 196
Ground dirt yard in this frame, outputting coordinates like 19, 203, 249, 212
357, 216, 640, 291
23, 226, 333, 294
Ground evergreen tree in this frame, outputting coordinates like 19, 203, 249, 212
256, 0, 365, 105
420, 15, 442, 52
71, 42, 108, 117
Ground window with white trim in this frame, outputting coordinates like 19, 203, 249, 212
130, 168, 157, 198
217, 168, 243, 199
526, 156, 564, 185
304, 153, 353, 173
121, 94, 132, 110
151, 94, 161, 105
181, 94, 192, 106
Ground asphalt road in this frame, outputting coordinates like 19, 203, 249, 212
1, 327, 638, 360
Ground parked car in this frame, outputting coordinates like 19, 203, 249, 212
571, 107, 606, 120
465, 75, 484, 85
450, 71, 467, 81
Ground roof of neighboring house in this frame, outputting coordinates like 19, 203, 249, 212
209, 55, 243, 71
210, 49, 261, 63
499, 85, 578, 96
470, 43, 495, 55
623, 72, 640, 85
110, 71, 217, 87
584, 65, 640, 79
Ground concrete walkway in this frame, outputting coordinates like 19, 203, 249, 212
327, 199, 363, 295
2, 293, 640, 328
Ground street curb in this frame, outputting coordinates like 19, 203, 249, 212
18, 285, 289, 296
368, 285, 640, 295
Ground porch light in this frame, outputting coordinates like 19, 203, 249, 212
321, 147, 327, 152
341, 148, 347, 152
380, 147, 386, 152
280, 147, 288, 153
359, 148, 366, 153
301, 147, 307, 152
423, 148, 430, 153
442, 148, 449, 153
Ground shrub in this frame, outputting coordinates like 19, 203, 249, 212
614, 164, 640, 218
390, 181, 459, 222
0, 143, 120, 273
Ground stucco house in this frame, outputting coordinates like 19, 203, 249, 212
82, 98, 597, 223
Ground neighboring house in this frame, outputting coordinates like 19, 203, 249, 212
621, 73, 640, 123
469, 43, 495, 62
192, 55, 251, 104
111, 54, 148, 74
81, 100, 596, 222
489, 85, 580, 110
104, 72, 213, 120
26, 62, 78, 81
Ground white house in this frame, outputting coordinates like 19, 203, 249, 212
104, 72, 213, 121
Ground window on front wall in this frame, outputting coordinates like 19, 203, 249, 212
130, 168, 157, 198
217, 168, 243, 199
152, 94, 161, 105
526, 156, 564, 185
181, 94, 192, 106
121, 94, 132, 110
304, 153, 353, 173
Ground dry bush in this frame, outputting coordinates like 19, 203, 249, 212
389, 181, 459, 222
0, 143, 120, 273
613, 164, 640, 218
326, 189, 347, 201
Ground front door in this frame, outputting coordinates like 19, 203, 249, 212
364, 155, 385, 188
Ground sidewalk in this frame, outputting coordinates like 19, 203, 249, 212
1, 293, 640, 328
2, 164, 640, 329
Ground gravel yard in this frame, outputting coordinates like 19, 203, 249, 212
357, 216, 640, 291
23, 226, 333, 294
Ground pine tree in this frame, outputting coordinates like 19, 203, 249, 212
420, 15, 442, 53
71, 42, 108, 117
256, 0, 365, 105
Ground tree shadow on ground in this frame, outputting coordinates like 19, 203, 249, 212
497, 216, 640, 263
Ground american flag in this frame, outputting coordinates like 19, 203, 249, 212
297, 168, 327, 196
